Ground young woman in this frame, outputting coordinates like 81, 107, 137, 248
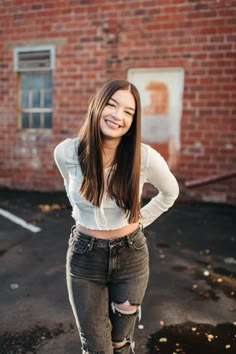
54, 79, 179, 354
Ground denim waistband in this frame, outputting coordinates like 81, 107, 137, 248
71, 224, 142, 247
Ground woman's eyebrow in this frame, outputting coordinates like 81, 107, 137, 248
109, 97, 135, 111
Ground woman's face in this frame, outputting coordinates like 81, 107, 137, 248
100, 89, 136, 143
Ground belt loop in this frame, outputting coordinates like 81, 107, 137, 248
139, 222, 144, 232
126, 235, 133, 247
88, 236, 95, 251
71, 224, 76, 237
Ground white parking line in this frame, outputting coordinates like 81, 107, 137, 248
0, 208, 42, 233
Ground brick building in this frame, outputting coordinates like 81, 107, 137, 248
1, 0, 235, 204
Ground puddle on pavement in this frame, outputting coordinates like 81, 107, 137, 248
0, 249, 7, 256
172, 265, 189, 272
146, 322, 236, 354
193, 288, 220, 301
171, 263, 236, 301
193, 267, 236, 301
0, 324, 66, 354
214, 267, 236, 278
156, 243, 171, 249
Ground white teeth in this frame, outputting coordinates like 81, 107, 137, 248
106, 120, 120, 128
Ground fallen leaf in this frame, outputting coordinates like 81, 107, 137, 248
38, 203, 66, 212
204, 333, 215, 343
217, 277, 223, 283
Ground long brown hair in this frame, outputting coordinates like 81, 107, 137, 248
78, 79, 141, 223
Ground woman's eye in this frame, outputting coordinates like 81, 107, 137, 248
107, 102, 115, 107
125, 111, 133, 116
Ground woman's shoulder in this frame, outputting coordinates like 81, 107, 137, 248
141, 142, 149, 156
55, 136, 79, 150
141, 143, 150, 172
141, 142, 154, 161
141, 142, 164, 158
54, 137, 79, 163
141, 142, 164, 171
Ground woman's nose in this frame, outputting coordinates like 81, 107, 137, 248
112, 107, 123, 120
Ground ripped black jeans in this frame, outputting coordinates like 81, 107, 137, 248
66, 225, 149, 354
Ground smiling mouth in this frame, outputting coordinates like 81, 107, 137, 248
105, 120, 122, 128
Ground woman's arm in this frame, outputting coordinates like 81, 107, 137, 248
140, 145, 179, 228
54, 140, 74, 208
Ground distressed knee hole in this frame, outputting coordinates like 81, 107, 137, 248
112, 338, 135, 353
111, 300, 141, 320
112, 340, 127, 348
111, 300, 137, 315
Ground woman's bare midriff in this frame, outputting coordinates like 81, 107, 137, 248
76, 222, 139, 239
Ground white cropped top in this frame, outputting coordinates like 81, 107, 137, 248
54, 138, 179, 230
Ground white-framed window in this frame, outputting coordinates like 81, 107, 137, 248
13, 46, 55, 130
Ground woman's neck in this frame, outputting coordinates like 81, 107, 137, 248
102, 139, 120, 168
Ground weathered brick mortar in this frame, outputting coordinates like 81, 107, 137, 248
0, 0, 235, 204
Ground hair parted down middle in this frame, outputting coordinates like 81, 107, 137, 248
77, 79, 142, 223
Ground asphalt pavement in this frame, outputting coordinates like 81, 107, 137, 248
0, 188, 235, 354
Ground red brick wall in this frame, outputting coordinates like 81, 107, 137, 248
0, 0, 235, 204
